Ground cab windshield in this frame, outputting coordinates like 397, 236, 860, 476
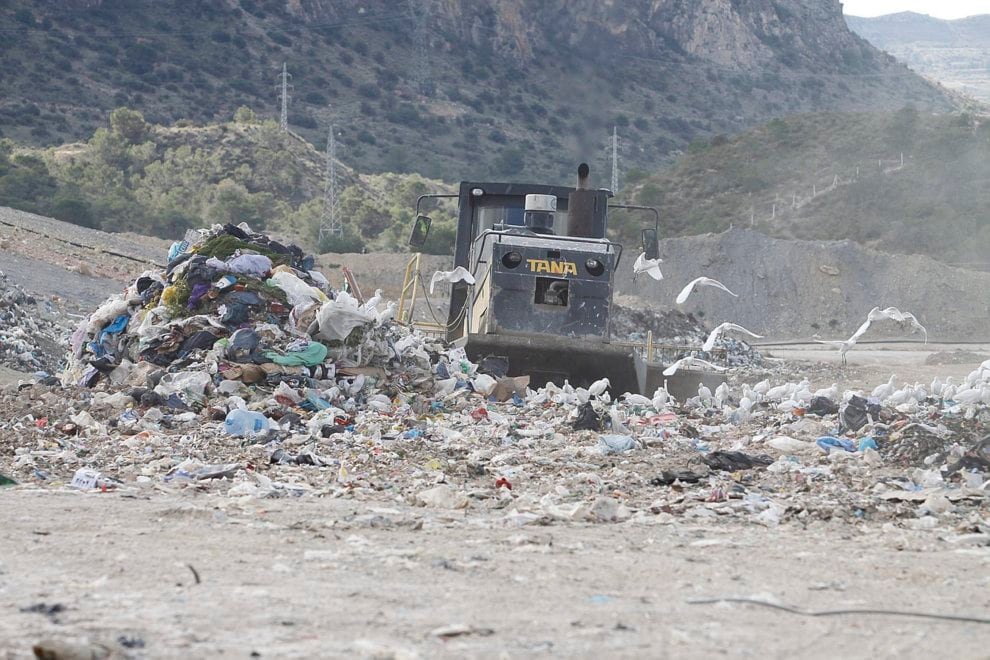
474, 196, 572, 237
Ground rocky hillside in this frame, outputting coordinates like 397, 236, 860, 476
616, 110, 990, 265
847, 12, 990, 103
0, 0, 954, 182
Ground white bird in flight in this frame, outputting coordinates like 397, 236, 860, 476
662, 356, 727, 376
877, 307, 928, 343
632, 252, 663, 281
675, 277, 738, 304
430, 266, 476, 294
702, 322, 764, 351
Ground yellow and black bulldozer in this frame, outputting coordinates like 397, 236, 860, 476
409, 164, 722, 398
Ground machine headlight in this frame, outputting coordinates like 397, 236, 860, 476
584, 258, 604, 276
502, 251, 523, 268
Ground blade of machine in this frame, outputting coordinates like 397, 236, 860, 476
463, 333, 641, 394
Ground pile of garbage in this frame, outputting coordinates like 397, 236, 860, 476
62, 222, 435, 407
611, 303, 706, 344
0, 271, 66, 375
0, 223, 986, 534
611, 302, 764, 368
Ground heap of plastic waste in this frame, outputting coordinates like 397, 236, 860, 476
60, 223, 536, 444
64, 224, 419, 402
0, 270, 65, 375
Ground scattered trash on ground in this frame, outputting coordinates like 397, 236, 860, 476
0, 223, 985, 536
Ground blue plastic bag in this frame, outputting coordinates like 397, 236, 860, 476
817, 436, 857, 453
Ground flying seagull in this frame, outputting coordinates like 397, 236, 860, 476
675, 277, 738, 304
878, 307, 928, 343
702, 322, 764, 352
662, 356, 727, 376
430, 266, 475, 294
632, 252, 663, 281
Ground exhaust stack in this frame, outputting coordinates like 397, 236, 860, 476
569, 163, 595, 237
576, 162, 590, 190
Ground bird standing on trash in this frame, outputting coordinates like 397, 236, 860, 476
588, 378, 611, 398
652, 382, 673, 409
697, 382, 713, 406
362, 288, 382, 312
813, 383, 839, 401
872, 375, 897, 401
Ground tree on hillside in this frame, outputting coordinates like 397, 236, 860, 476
494, 147, 525, 177
886, 105, 918, 150
205, 179, 272, 229
110, 107, 150, 144
234, 106, 259, 124
0, 140, 12, 173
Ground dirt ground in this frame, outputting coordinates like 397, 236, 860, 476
760, 342, 990, 390
1, 489, 990, 660
1, 349, 989, 659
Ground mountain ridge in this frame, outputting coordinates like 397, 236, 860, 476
0, 0, 955, 181
847, 11, 990, 103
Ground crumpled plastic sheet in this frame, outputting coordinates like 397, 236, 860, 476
314, 291, 377, 343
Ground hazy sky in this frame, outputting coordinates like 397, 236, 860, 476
843, 0, 987, 19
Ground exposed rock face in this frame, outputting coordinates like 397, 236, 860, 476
296, 0, 888, 72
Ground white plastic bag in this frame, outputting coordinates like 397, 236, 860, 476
154, 371, 212, 401
269, 271, 328, 307
472, 373, 497, 397
86, 297, 130, 334
314, 291, 376, 342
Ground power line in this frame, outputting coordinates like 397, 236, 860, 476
277, 62, 292, 132
408, 0, 435, 97
319, 123, 342, 244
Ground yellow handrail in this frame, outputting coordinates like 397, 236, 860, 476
397, 253, 421, 323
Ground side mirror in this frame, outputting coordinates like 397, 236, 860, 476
641, 228, 659, 260
409, 215, 432, 249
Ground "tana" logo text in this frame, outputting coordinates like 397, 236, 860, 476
526, 259, 578, 276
